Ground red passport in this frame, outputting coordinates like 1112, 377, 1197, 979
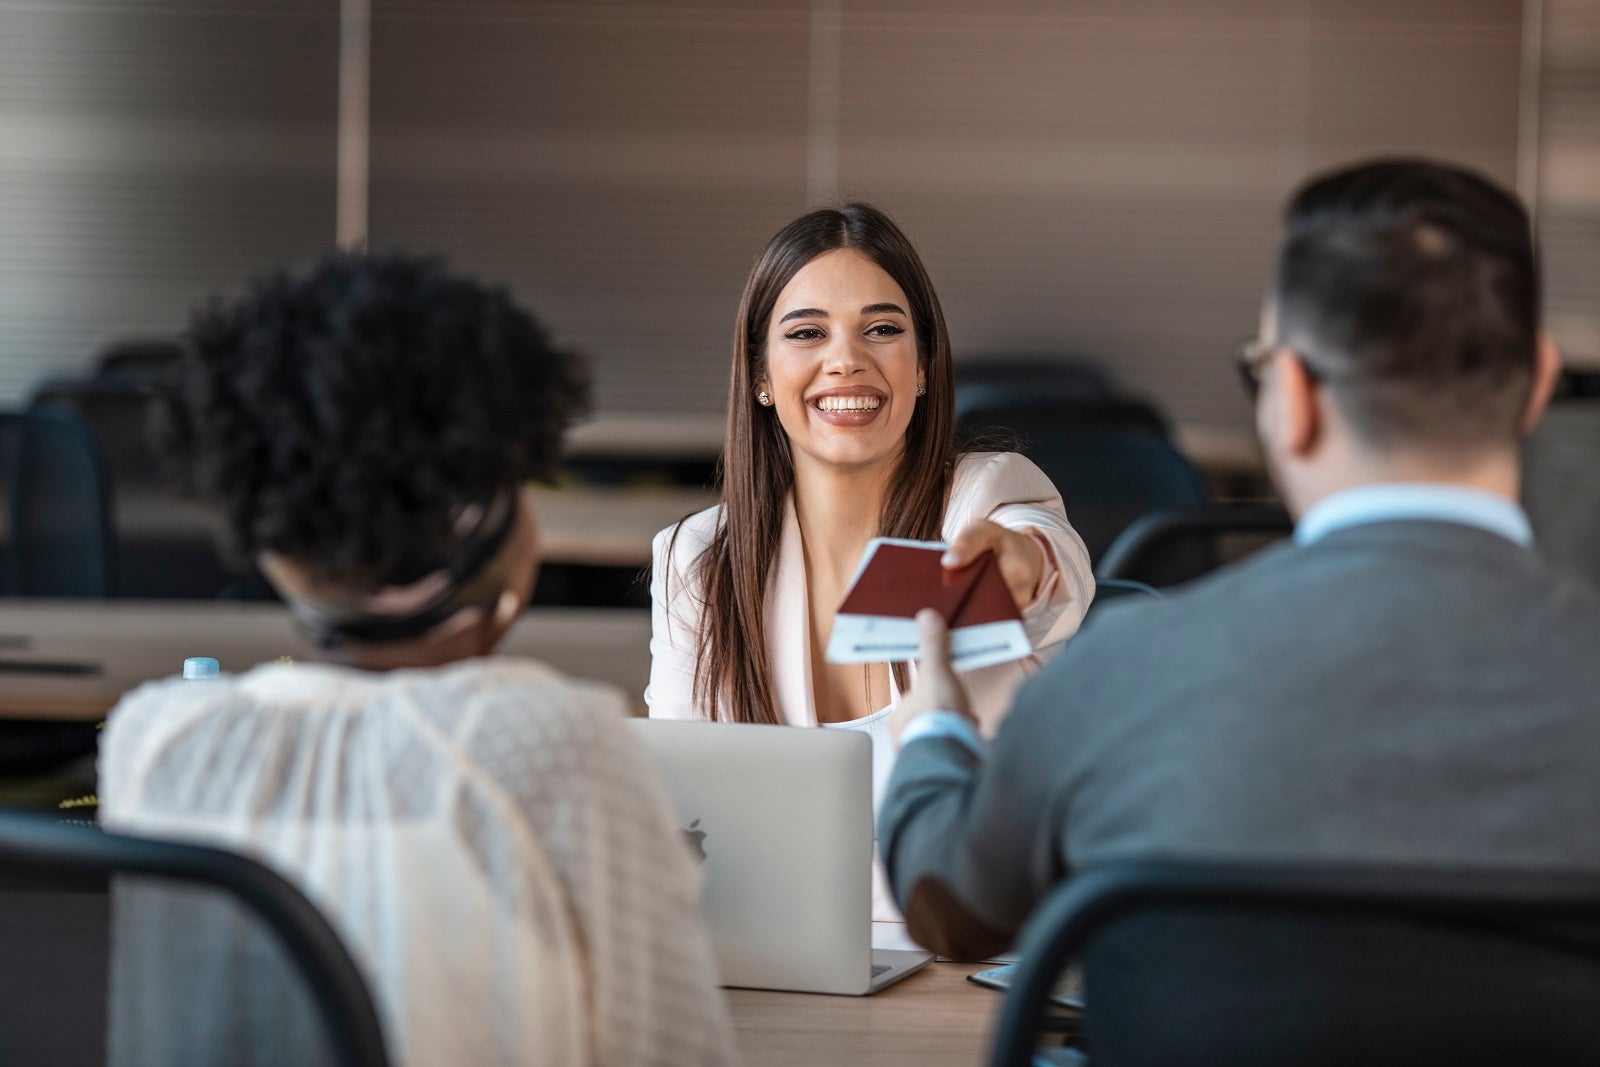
825, 538, 1031, 671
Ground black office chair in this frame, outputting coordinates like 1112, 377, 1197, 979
1095, 502, 1293, 588
0, 409, 16, 578
23, 381, 259, 599
1081, 578, 1163, 629
0, 811, 390, 1067
989, 860, 1600, 1067
7, 402, 116, 597
955, 358, 1120, 420
959, 400, 1210, 571
0, 409, 102, 777
90, 338, 183, 390
1524, 371, 1600, 590
28, 383, 167, 497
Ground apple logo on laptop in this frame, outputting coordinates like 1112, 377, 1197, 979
682, 819, 708, 865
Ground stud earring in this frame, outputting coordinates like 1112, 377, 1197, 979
757, 391, 772, 406
916, 383, 926, 397
493, 590, 520, 628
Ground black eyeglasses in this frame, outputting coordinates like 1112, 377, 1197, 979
1233, 338, 1323, 401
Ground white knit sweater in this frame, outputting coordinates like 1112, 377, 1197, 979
100, 655, 736, 1067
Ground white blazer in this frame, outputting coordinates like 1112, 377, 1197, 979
646, 451, 1094, 733
645, 451, 1094, 923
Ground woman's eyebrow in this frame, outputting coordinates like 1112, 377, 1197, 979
778, 307, 828, 324
861, 302, 907, 316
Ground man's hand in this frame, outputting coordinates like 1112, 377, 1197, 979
890, 608, 977, 745
942, 519, 1045, 608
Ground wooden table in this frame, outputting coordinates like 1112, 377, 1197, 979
727, 962, 1001, 1066
0, 600, 653, 721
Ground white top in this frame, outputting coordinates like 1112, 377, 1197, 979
99, 656, 736, 1067
818, 705, 896, 816
817, 705, 901, 924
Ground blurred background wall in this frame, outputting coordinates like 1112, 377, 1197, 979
1538, 0, 1599, 363
0, 1, 339, 401
0, 0, 1593, 441
1524, 0, 1600, 583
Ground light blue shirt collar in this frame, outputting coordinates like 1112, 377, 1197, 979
1295, 484, 1533, 548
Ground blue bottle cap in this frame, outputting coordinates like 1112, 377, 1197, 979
182, 657, 221, 680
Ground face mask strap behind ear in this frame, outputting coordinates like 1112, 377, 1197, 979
285, 489, 520, 650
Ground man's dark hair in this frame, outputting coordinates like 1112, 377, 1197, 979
1273, 158, 1539, 450
156, 250, 589, 585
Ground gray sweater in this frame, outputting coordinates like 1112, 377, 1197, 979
879, 520, 1600, 959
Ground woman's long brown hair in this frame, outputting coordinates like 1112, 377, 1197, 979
675, 202, 958, 724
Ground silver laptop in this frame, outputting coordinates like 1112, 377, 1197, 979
626, 719, 933, 995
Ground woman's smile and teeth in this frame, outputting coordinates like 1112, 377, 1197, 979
808, 388, 887, 426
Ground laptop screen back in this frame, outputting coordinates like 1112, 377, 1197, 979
625, 720, 875, 994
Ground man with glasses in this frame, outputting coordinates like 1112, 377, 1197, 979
878, 158, 1598, 963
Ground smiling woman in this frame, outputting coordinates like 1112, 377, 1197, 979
763, 250, 925, 476
645, 202, 1096, 924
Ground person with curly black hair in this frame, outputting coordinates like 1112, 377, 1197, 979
97, 251, 736, 1067
157, 248, 588, 654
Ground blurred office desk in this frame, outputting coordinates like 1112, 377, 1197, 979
0, 600, 652, 721
568, 414, 724, 459
570, 410, 1266, 488
525, 485, 713, 566
727, 962, 999, 1066
117, 484, 715, 572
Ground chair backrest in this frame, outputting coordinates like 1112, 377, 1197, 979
91, 339, 182, 390
0, 408, 18, 575
29, 383, 167, 495
1081, 577, 1164, 626
7, 402, 116, 597
990, 860, 1600, 1067
959, 401, 1209, 566
0, 407, 101, 770
954, 358, 1119, 420
1524, 385, 1600, 590
1095, 501, 1293, 588
0, 812, 390, 1067
20, 382, 274, 600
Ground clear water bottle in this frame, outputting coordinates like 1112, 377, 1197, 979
182, 656, 221, 680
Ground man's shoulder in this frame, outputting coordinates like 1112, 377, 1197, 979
1300, 519, 1600, 625
1044, 520, 1600, 687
